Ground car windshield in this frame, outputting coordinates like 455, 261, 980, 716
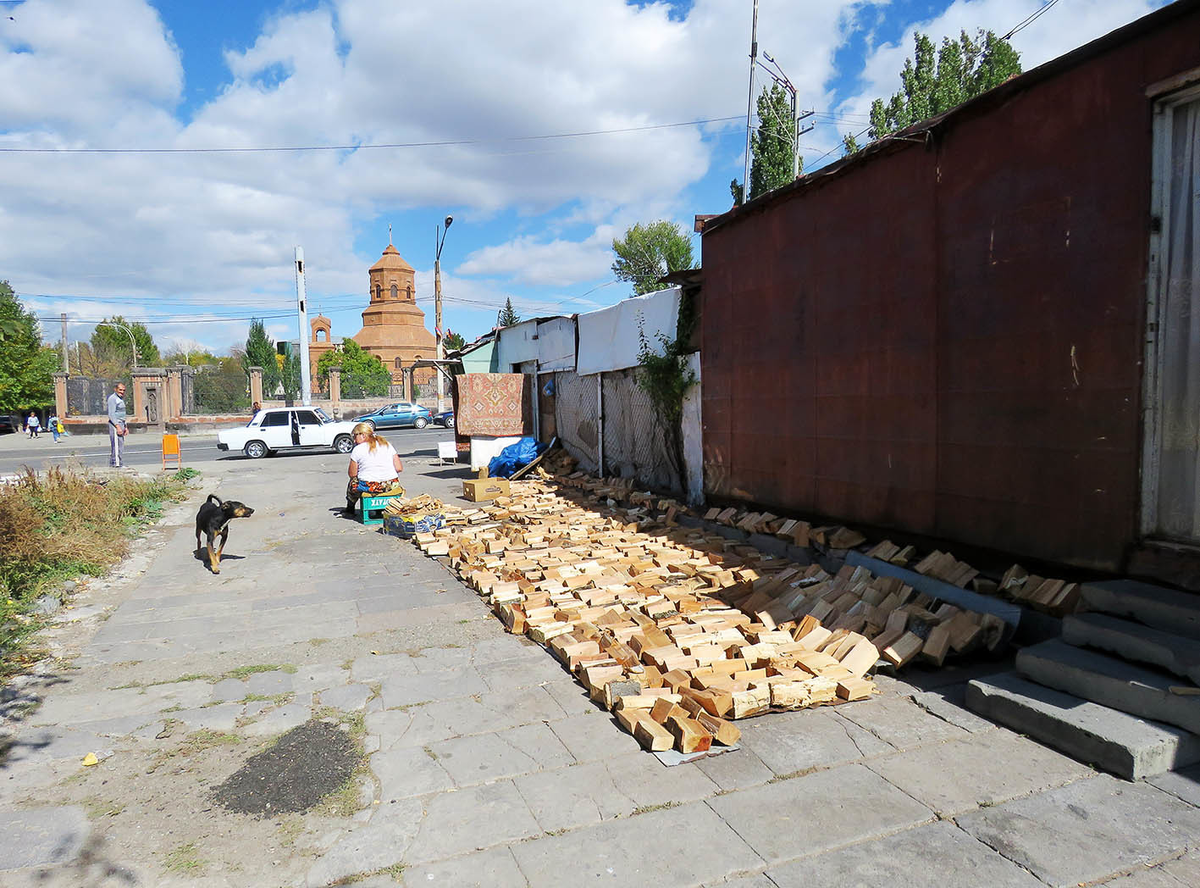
315, 408, 334, 423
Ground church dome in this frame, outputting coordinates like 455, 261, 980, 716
370, 244, 415, 273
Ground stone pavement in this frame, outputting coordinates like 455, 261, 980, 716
1, 441, 1199, 887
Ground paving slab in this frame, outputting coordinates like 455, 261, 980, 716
956, 774, 1200, 887
366, 709, 457, 751
766, 820, 1043, 888
539, 678, 598, 716
428, 722, 573, 786
416, 684, 569, 736
211, 677, 248, 701
4, 727, 106, 766
319, 683, 372, 711
865, 727, 1092, 816
1146, 763, 1200, 807
304, 797, 424, 888
404, 779, 542, 864
694, 746, 775, 792
372, 745, 455, 800
170, 701, 244, 732
479, 654, 577, 691
400, 846, 527, 888
1017, 640, 1200, 735
240, 702, 311, 737
510, 799, 763, 887
967, 671, 1200, 780
832, 694, 970, 750
1081, 579, 1200, 640
351, 652, 419, 683
546, 711, 642, 762
604, 749, 719, 807
0, 806, 89, 871
379, 667, 490, 709
1098, 864, 1195, 887
1064, 612, 1200, 685
907, 686, 998, 733
246, 669, 296, 695
738, 707, 892, 777
707, 763, 933, 864
514, 759, 635, 832
703, 874, 777, 888
29, 681, 213, 726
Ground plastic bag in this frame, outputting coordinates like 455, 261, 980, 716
487, 437, 547, 478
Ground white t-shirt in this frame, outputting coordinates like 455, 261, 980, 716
351, 440, 399, 483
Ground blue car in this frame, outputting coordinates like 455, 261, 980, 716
355, 402, 433, 431
433, 410, 455, 429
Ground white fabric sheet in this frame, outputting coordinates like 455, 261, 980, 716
575, 287, 680, 376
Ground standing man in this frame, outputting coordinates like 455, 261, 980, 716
107, 382, 128, 468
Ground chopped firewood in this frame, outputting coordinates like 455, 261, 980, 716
666, 715, 713, 753
827, 527, 866, 549
919, 624, 951, 666
836, 677, 877, 701
632, 713, 675, 751
882, 632, 924, 667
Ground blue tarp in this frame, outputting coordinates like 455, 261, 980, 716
488, 437, 547, 479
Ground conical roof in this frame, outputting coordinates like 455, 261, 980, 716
370, 244, 414, 273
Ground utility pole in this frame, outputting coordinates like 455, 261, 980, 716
60, 313, 69, 374
434, 215, 453, 414
742, 0, 760, 204
295, 246, 312, 406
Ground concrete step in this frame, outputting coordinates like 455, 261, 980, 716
966, 671, 1200, 780
1017, 639, 1200, 736
1063, 612, 1200, 685
1080, 579, 1200, 640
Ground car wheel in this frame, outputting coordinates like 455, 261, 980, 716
414, 417, 428, 429
363, 419, 376, 432
244, 440, 268, 459
334, 434, 354, 454
445, 416, 455, 429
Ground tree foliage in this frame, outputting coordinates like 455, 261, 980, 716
730, 82, 800, 204
192, 356, 250, 414
0, 281, 59, 412
243, 318, 280, 395
315, 339, 392, 399
868, 29, 1021, 140
611, 221, 696, 297
281, 349, 303, 401
90, 315, 160, 370
497, 298, 521, 328
443, 330, 467, 353
162, 348, 219, 367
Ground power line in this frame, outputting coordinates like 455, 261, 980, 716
1003, 0, 1064, 40
1, 116, 745, 155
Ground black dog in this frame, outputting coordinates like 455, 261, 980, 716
195, 494, 254, 574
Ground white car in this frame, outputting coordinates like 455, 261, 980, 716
217, 407, 358, 459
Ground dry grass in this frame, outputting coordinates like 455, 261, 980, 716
0, 466, 193, 676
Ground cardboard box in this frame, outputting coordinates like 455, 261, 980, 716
463, 477, 510, 502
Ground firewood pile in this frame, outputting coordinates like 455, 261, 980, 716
383, 493, 444, 520
406, 471, 1003, 756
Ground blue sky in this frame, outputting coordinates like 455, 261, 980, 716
0, 0, 1167, 357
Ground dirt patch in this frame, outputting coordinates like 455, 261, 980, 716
213, 720, 359, 817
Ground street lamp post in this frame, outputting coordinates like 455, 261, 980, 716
434, 215, 453, 414
96, 321, 138, 370
759, 52, 814, 181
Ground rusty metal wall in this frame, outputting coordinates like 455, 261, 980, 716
700, 5, 1200, 571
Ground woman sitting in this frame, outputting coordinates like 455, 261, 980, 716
345, 422, 404, 516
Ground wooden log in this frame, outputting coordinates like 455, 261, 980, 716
730, 684, 770, 719
836, 677, 876, 701
666, 715, 713, 753
769, 676, 837, 709
632, 714, 675, 752
881, 632, 924, 667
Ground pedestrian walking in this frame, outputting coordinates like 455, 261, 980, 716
48, 412, 61, 443
27, 411, 40, 439
107, 382, 128, 467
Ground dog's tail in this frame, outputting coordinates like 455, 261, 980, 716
206, 494, 223, 506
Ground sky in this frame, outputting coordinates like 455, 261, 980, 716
0, 0, 1170, 360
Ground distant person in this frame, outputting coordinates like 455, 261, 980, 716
48, 412, 60, 443
345, 422, 404, 516
252, 401, 261, 415
26, 412, 40, 439
107, 382, 128, 468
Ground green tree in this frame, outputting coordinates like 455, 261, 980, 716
192, 356, 250, 414
611, 221, 696, 297
730, 82, 800, 204
281, 349, 302, 401
162, 348, 219, 367
315, 339, 391, 399
842, 132, 861, 156
868, 29, 1021, 140
443, 330, 467, 352
498, 298, 521, 328
90, 315, 160, 369
243, 318, 280, 396
0, 282, 59, 412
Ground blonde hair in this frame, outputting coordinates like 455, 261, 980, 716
351, 422, 389, 452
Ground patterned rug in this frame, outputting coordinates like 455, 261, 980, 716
456, 373, 531, 436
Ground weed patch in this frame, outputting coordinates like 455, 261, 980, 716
164, 841, 205, 874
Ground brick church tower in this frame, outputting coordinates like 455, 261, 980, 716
353, 243, 436, 386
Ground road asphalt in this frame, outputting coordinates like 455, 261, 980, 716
0, 433, 1197, 887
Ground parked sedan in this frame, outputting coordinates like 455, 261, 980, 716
433, 410, 455, 429
355, 402, 432, 431
216, 407, 357, 459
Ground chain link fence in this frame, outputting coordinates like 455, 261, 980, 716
601, 368, 681, 494
554, 370, 600, 472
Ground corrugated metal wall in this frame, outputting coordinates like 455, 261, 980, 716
700, 4, 1200, 571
